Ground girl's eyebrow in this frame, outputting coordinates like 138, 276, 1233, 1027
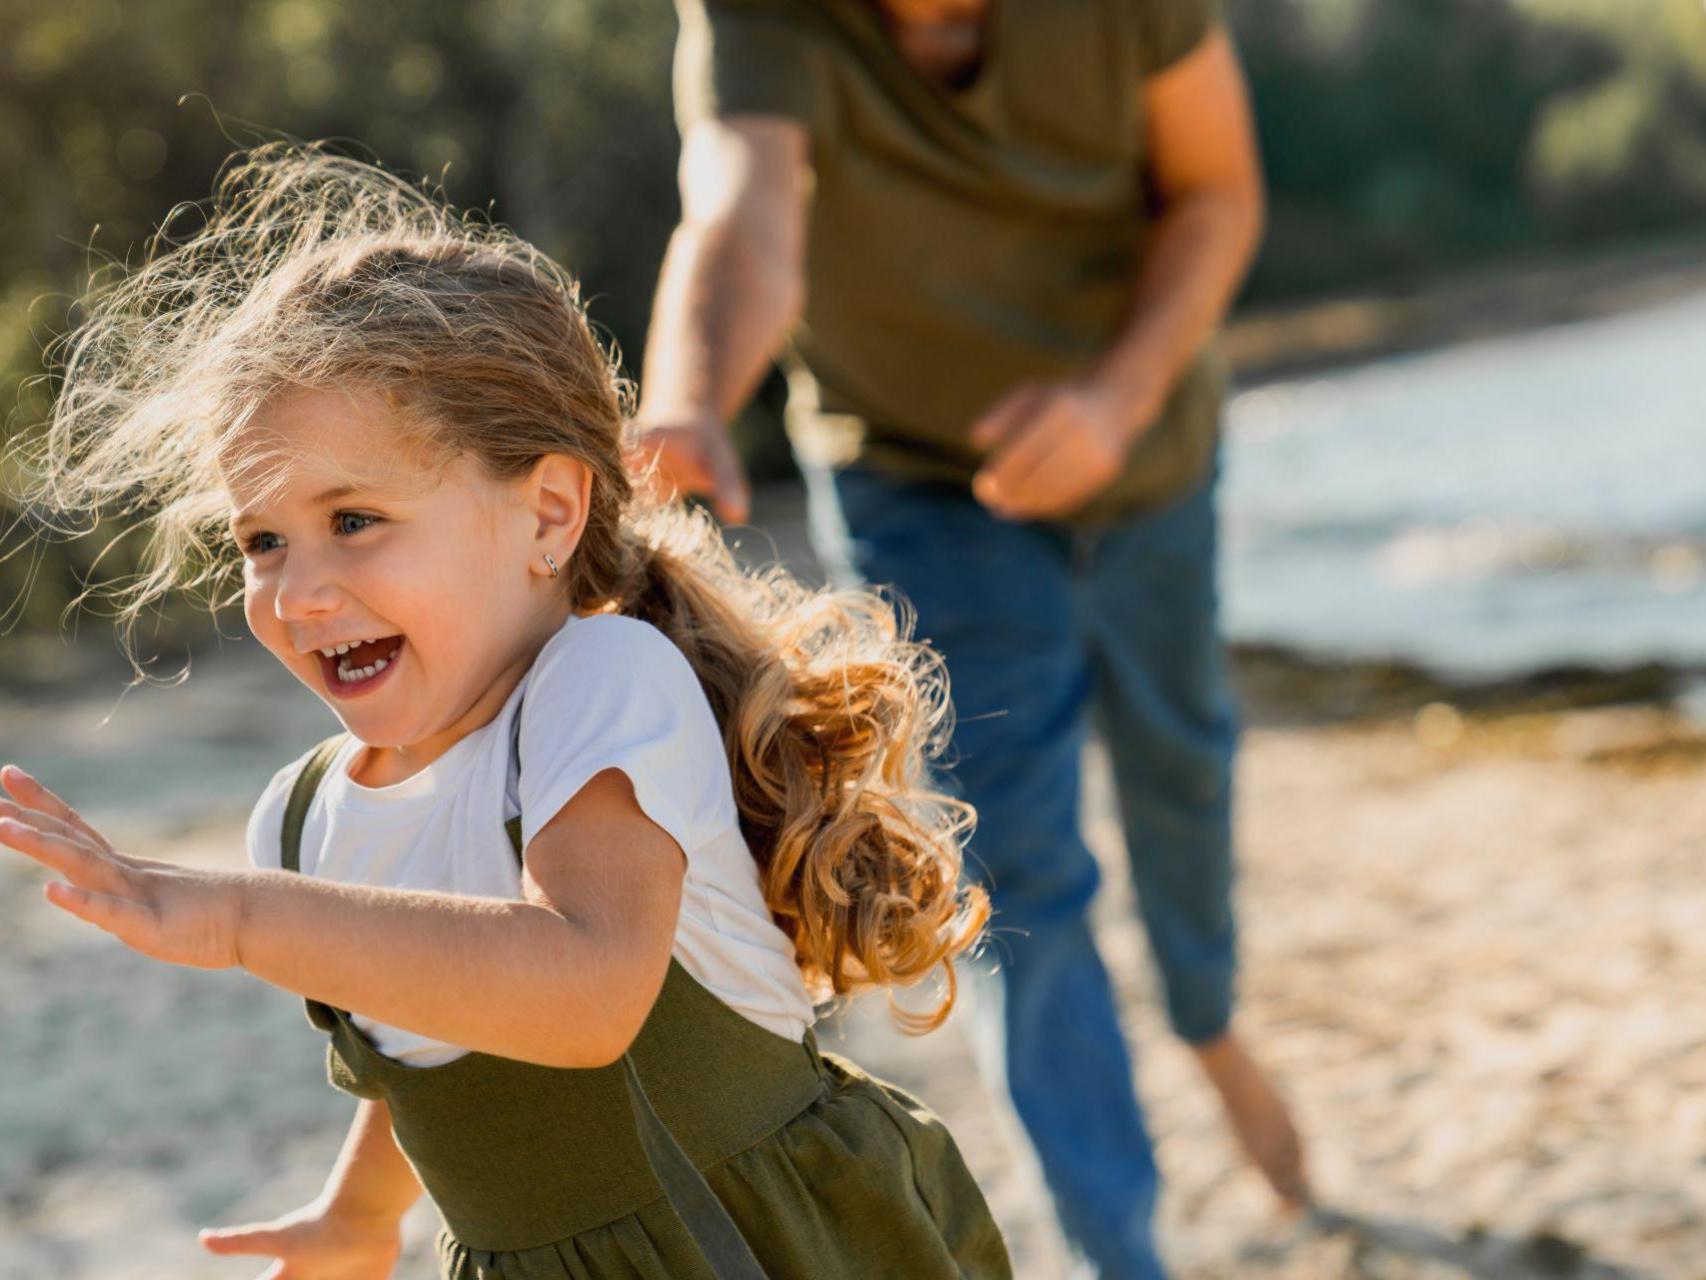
228, 483, 372, 533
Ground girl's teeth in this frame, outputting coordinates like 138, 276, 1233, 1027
333, 648, 395, 683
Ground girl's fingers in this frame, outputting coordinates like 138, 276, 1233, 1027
0, 817, 128, 894
43, 880, 154, 943
0, 765, 113, 852
200, 1225, 299, 1278
0, 799, 92, 851
199, 1223, 290, 1256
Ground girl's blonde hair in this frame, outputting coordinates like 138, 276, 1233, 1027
21, 143, 987, 1030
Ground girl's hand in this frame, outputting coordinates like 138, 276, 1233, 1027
0, 764, 244, 970
199, 1198, 403, 1280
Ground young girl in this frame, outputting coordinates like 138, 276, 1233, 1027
0, 144, 1009, 1279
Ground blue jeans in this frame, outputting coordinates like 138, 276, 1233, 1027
806, 463, 1239, 1280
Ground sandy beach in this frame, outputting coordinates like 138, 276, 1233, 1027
3, 468, 1702, 1280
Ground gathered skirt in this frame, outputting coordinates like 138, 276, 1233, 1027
434, 1050, 1011, 1280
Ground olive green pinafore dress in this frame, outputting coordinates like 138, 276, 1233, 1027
280, 738, 1012, 1280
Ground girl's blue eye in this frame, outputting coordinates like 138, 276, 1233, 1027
333, 512, 379, 536
244, 531, 282, 555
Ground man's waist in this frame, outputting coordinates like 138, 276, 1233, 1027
787, 349, 1226, 524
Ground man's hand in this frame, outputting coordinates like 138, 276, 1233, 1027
630, 114, 808, 527
626, 415, 751, 524
969, 377, 1161, 521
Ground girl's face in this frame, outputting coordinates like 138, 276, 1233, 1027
227, 388, 580, 773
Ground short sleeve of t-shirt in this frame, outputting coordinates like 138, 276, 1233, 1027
515, 615, 733, 859
1134, 0, 1220, 75
672, 0, 826, 132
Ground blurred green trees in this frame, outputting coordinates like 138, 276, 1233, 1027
2, 0, 1703, 641
1526, 0, 1706, 235
1228, 0, 1706, 295
0, 0, 681, 638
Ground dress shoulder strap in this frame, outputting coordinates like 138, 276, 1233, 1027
281, 736, 348, 874
508, 692, 768, 1278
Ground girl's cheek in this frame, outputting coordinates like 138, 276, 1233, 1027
241, 576, 278, 643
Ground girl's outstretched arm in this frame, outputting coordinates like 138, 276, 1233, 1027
0, 765, 684, 1069
199, 1099, 415, 1278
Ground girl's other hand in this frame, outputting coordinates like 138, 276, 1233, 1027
0, 764, 244, 970
199, 1198, 403, 1279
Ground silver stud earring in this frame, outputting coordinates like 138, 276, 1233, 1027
543, 553, 560, 579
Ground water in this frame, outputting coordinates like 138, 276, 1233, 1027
1222, 286, 1706, 679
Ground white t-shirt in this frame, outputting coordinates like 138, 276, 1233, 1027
246, 613, 816, 1066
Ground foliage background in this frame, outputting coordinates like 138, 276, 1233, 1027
2, 0, 1702, 642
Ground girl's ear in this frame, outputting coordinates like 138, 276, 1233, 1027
525, 454, 594, 573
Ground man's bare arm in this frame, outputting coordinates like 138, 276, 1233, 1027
1088, 27, 1267, 425
972, 29, 1265, 519
632, 116, 811, 521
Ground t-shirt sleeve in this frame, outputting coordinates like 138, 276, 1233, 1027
1135, 0, 1221, 76
516, 618, 733, 860
673, 0, 827, 132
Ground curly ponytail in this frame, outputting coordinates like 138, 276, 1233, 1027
610, 506, 988, 1031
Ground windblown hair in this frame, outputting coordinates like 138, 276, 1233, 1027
20, 143, 987, 1029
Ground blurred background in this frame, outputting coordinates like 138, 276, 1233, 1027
2, 2, 1703, 1277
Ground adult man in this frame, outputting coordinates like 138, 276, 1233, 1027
633, 1, 1305, 1274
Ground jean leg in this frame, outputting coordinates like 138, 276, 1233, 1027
817, 467, 1168, 1280
1087, 470, 1239, 1045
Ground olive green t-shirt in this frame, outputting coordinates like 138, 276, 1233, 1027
674, 0, 1227, 524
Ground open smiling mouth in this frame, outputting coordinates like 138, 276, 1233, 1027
315, 635, 405, 698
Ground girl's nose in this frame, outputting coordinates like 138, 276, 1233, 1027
271, 555, 342, 621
